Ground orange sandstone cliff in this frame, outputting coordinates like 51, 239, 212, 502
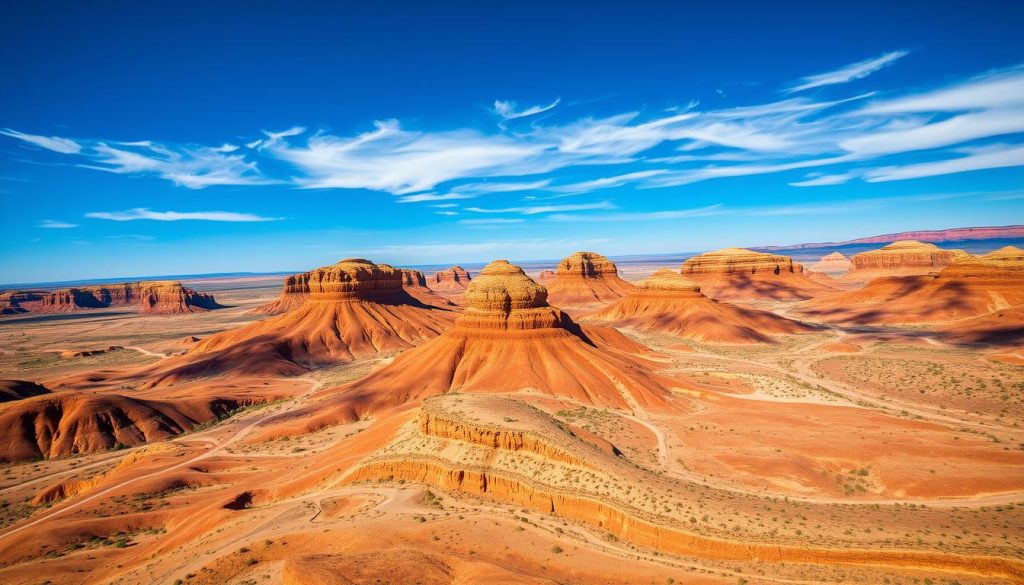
0, 281, 221, 315
842, 240, 971, 283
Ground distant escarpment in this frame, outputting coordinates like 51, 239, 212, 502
680, 248, 834, 300
431, 266, 471, 290
0, 281, 221, 315
545, 251, 634, 308
592, 269, 812, 343
842, 240, 971, 283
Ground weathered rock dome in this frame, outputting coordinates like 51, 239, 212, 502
457, 260, 564, 332
432, 266, 472, 290
634, 269, 701, 293
546, 251, 634, 308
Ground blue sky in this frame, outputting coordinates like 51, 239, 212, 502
2, 1, 1023, 284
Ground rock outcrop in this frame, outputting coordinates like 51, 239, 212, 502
253, 265, 442, 315
0, 380, 51, 402
592, 269, 812, 343
0, 391, 259, 461
431, 266, 471, 290
399, 268, 428, 288
536, 269, 557, 283
808, 252, 853, 276
842, 240, 972, 283
289, 260, 680, 432
680, 248, 834, 300
161, 259, 454, 381
0, 282, 221, 315
545, 251, 634, 308
799, 246, 1024, 326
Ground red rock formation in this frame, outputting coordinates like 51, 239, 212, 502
842, 240, 971, 283
592, 269, 812, 343
290, 260, 680, 432
536, 269, 557, 283
431, 265, 471, 290
249, 271, 312, 315
800, 246, 1024, 326
1, 282, 221, 315
399, 268, 428, 288
0, 391, 260, 461
0, 380, 50, 402
680, 248, 834, 300
545, 251, 634, 308
809, 252, 852, 276
164, 259, 454, 380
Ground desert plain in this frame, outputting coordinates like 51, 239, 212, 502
0, 240, 1022, 585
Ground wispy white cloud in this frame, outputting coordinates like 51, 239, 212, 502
435, 210, 458, 216
465, 201, 616, 215
863, 143, 1024, 182
859, 66, 1024, 114
38, 219, 78, 229
546, 204, 726, 222
458, 218, 525, 225
493, 98, 560, 126
397, 192, 475, 203
840, 109, 1024, 155
787, 50, 909, 93
85, 208, 281, 222
7, 61, 1024, 198
789, 172, 858, 187
2, 129, 82, 154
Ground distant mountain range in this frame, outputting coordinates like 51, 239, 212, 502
756, 225, 1024, 251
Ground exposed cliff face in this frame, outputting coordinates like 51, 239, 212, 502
592, 269, 812, 343
342, 394, 1024, 581
0, 282, 221, 315
399, 268, 428, 288
431, 266, 471, 290
173, 259, 454, 379
799, 247, 1024, 326
680, 248, 834, 300
250, 271, 312, 315
545, 251, 635, 308
809, 252, 853, 276
843, 240, 972, 282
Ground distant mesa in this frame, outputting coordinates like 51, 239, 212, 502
536, 269, 557, 283
155, 258, 454, 383
680, 248, 835, 300
842, 240, 971, 283
0, 281, 221, 316
592, 269, 812, 343
808, 252, 853, 276
252, 261, 450, 315
431, 265, 472, 290
799, 245, 1024, 327
288, 260, 680, 432
756, 224, 1024, 251
0, 379, 51, 403
545, 251, 635, 308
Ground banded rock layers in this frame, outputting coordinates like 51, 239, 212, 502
545, 251, 634, 308
431, 265, 471, 290
592, 269, 812, 343
680, 248, 834, 300
0, 281, 220, 315
842, 240, 971, 283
